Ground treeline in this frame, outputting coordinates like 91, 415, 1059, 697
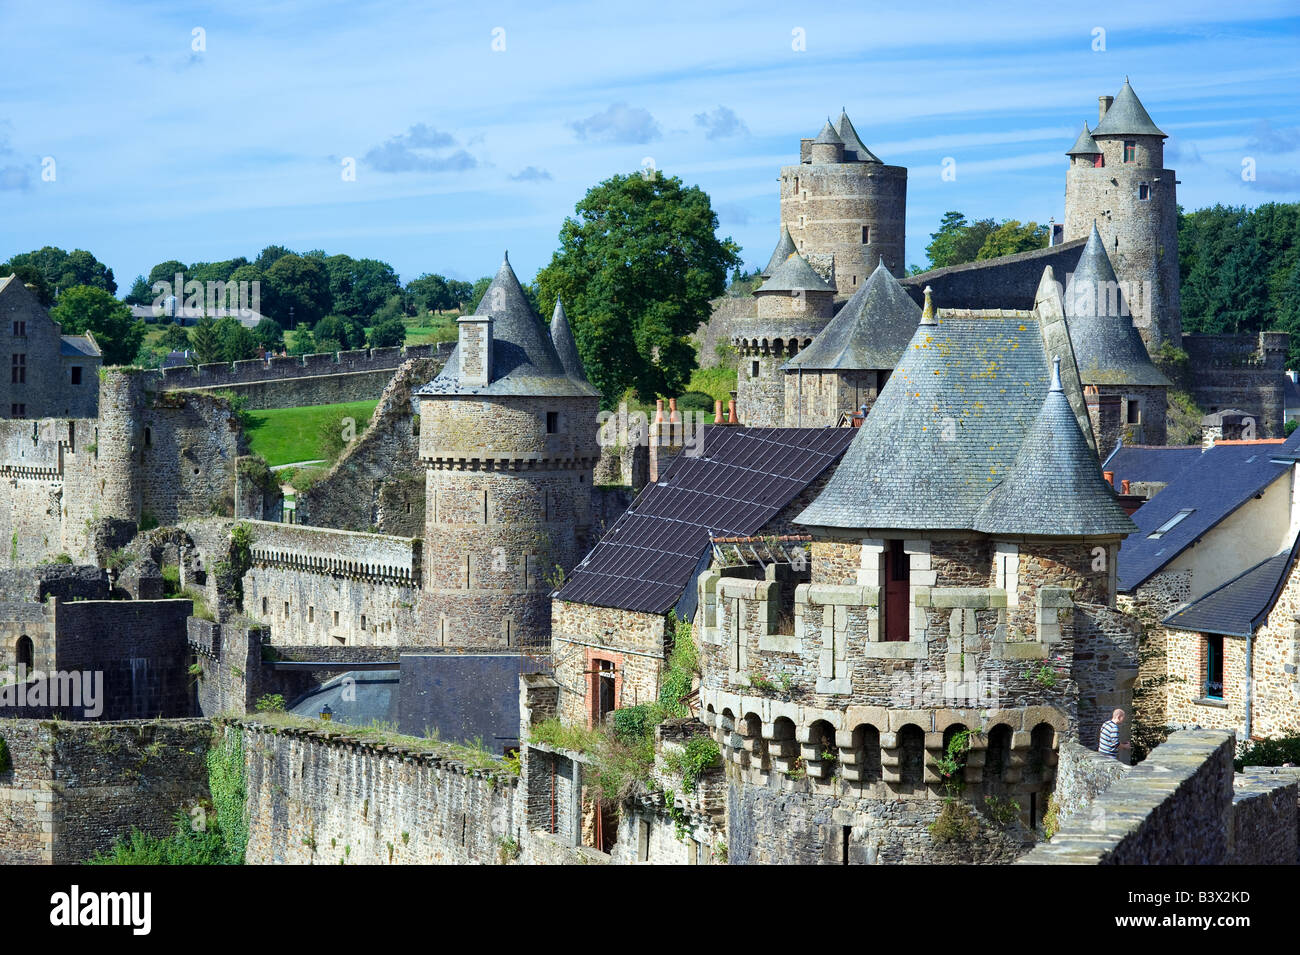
1179, 203, 1300, 362
921, 212, 1049, 272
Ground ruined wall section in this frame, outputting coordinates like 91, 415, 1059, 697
295, 357, 437, 536
1184, 333, 1288, 438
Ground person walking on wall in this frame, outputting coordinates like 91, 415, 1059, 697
1099, 708, 1130, 761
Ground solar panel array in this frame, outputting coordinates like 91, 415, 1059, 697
556, 426, 857, 614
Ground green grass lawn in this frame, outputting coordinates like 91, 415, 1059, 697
244, 400, 378, 468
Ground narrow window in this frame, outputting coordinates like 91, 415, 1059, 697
751, 360, 760, 378
11, 353, 25, 384
545, 411, 558, 434
1205, 634, 1224, 700
1123, 140, 1136, 163
861, 225, 870, 244
1125, 399, 1141, 424
884, 540, 911, 641
1093, 153, 1104, 168
261, 597, 268, 615
333, 610, 340, 626
1138, 183, 1150, 201
361, 614, 367, 630
70, 366, 82, 385
144, 427, 152, 446
308, 606, 314, 623
283, 601, 289, 617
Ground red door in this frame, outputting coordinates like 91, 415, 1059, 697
884, 540, 910, 641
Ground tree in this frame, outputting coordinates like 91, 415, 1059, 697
923, 212, 997, 269
147, 259, 190, 289
535, 172, 740, 404
5, 246, 116, 296
252, 318, 285, 353
287, 325, 318, 357
467, 276, 493, 313
48, 286, 143, 365
254, 245, 294, 272
188, 316, 222, 364
158, 323, 191, 352
324, 255, 401, 318
369, 317, 406, 348
263, 254, 330, 328
214, 317, 258, 363
3, 264, 53, 306
447, 280, 473, 312
124, 275, 153, 306
975, 219, 1048, 260
314, 315, 365, 350
406, 273, 452, 313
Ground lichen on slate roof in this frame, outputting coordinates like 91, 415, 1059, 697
416, 253, 598, 399
785, 260, 919, 371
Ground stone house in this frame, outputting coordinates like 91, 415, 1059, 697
0, 275, 101, 419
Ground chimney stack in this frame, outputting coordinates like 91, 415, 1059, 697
1099, 95, 1114, 123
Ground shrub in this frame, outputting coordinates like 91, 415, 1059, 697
254, 693, 285, 712
0, 734, 10, 773
929, 798, 979, 843
1236, 734, 1300, 771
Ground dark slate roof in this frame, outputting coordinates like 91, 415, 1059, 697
797, 310, 1110, 533
974, 358, 1135, 536
1092, 78, 1167, 139
756, 251, 835, 294
1285, 374, 1300, 410
1066, 122, 1101, 155
416, 254, 598, 399
785, 260, 920, 371
549, 298, 589, 383
60, 334, 100, 358
1101, 443, 1202, 489
813, 120, 843, 145
836, 110, 881, 163
762, 228, 798, 278
1117, 434, 1300, 591
1163, 541, 1300, 637
555, 426, 856, 614
1066, 224, 1170, 387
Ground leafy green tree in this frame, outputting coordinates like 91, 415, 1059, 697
254, 245, 294, 272
214, 317, 258, 362
324, 255, 401, 318
467, 276, 493, 312
252, 318, 285, 353
371, 293, 406, 326
124, 274, 153, 306
447, 279, 473, 311
975, 219, 1048, 260
190, 258, 250, 286
6, 246, 116, 295
48, 286, 143, 365
147, 259, 189, 289
188, 315, 222, 364
369, 317, 406, 348
158, 323, 191, 352
315, 315, 365, 350
3, 264, 53, 306
264, 254, 330, 328
535, 171, 740, 404
407, 273, 452, 313
924, 212, 997, 269
287, 324, 317, 357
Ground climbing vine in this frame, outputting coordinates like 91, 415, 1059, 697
206, 729, 248, 864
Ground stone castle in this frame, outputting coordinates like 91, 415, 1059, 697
1, 78, 1297, 867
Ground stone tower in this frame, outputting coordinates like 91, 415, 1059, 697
733, 250, 836, 427
780, 110, 907, 295
1064, 79, 1181, 350
414, 255, 600, 649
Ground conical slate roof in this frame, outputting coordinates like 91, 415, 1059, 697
1066, 122, 1101, 156
1092, 78, 1166, 139
1065, 224, 1170, 387
973, 358, 1136, 536
796, 310, 1055, 531
417, 253, 599, 398
785, 260, 919, 370
756, 251, 834, 294
549, 297, 588, 382
836, 110, 881, 163
813, 120, 843, 145
762, 228, 798, 278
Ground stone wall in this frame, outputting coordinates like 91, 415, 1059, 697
241, 519, 422, 646
146, 343, 449, 411
294, 357, 438, 536
901, 241, 1085, 313
0, 719, 213, 864
1184, 333, 1288, 438
0, 278, 100, 420
550, 600, 669, 727
0, 563, 107, 602
234, 720, 518, 864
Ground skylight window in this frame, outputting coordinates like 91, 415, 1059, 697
1148, 508, 1194, 539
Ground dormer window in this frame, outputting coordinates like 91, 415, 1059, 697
1147, 508, 1194, 539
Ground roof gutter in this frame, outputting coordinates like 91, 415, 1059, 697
1244, 631, 1254, 742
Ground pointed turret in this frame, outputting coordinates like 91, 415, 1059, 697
549, 297, 589, 383
1092, 78, 1166, 139
416, 253, 598, 397
973, 357, 1135, 536
756, 250, 835, 294
785, 259, 919, 370
813, 119, 843, 145
835, 109, 881, 163
1066, 122, 1101, 156
761, 227, 798, 278
1065, 224, 1170, 387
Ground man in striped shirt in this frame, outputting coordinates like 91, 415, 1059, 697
1099, 709, 1129, 760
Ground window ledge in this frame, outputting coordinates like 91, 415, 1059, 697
1193, 697, 1228, 709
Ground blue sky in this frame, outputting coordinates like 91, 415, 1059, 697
2, 0, 1299, 288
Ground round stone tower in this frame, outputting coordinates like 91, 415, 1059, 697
93, 369, 145, 523
1064, 79, 1181, 350
780, 110, 907, 296
415, 256, 600, 649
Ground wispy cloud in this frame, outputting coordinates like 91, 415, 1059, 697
364, 124, 476, 173
510, 166, 553, 182
569, 103, 661, 144
0, 166, 31, 191
1250, 169, 1300, 192
694, 105, 748, 140
1247, 120, 1300, 154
